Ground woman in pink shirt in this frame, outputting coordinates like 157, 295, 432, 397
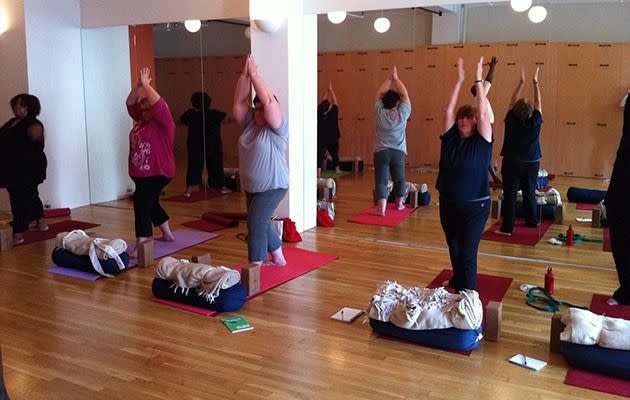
126, 67, 176, 252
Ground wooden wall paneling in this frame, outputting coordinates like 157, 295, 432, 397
219, 56, 246, 168
128, 24, 156, 88
325, 52, 354, 158
349, 51, 377, 162
394, 49, 418, 166
623, 43, 630, 89
317, 53, 328, 101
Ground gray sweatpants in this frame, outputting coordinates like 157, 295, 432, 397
374, 149, 406, 200
246, 188, 288, 262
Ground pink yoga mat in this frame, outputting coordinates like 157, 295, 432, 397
151, 298, 218, 316
163, 190, 227, 203
564, 294, 630, 398
482, 218, 552, 246
576, 203, 598, 211
349, 204, 418, 227
20, 220, 100, 245
128, 230, 221, 266
181, 219, 227, 233
47, 266, 102, 281
603, 228, 611, 252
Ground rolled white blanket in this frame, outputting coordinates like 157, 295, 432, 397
368, 281, 483, 331
501, 187, 562, 206
55, 230, 127, 277
156, 257, 241, 302
561, 307, 630, 351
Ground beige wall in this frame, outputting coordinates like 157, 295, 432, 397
0, 0, 28, 123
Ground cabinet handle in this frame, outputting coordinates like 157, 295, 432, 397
425, 118, 434, 121
424, 163, 432, 167
568, 44, 580, 47
357, 117, 365, 121
599, 64, 609, 67
534, 42, 547, 46
404, 49, 414, 53
536, 62, 545, 65
380, 68, 389, 71
379, 50, 391, 54
427, 47, 438, 50
568, 64, 578, 67
336, 69, 344, 72
598, 44, 612, 47
594, 173, 604, 177
507, 43, 518, 47
358, 68, 366, 72
566, 122, 577, 126
453, 45, 464, 49
564, 171, 574, 175
335, 53, 345, 56
597, 123, 607, 127
507, 62, 516, 66
317, 69, 323, 73
405, 66, 413, 70
357, 52, 368, 55
479, 44, 490, 48
427, 65, 436, 68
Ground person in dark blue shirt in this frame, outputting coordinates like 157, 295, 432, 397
317, 82, 342, 177
436, 58, 493, 292
496, 68, 543, 235
606, 89, 630, 305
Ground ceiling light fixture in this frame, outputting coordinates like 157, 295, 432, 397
528, 5, 548, 23
510, 0, 533, 12
184, 19, 201, 33
327, 11, 347, 24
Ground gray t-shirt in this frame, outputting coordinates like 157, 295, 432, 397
374, 100, 412, 154
238, 108, 289, 193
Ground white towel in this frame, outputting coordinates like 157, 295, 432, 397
560, 307, 630, 351
55, 230, 127, 278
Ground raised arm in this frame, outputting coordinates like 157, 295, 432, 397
485, 56, 498, 84
619, 93, 629, 109
233, 56, 251, 124
375, 75, 392, 101
390, 66, 410, 105
533, 67, 542, 114
444, 58, 465, 132
509, 68, 525, 109
475, 57, 492, 142
328, 82, 339, 106
138, 67, 160, 105
126, 80, 143, 107
248, 54, 282, 129
623, 88, 630, 138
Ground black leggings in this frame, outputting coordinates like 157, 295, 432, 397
131, 176, 171, 237
500, 160, 540, 233
318, 139, 340, 170
186, 138, 225, 189
608, 203, 630, 305
7, 184, 44, 234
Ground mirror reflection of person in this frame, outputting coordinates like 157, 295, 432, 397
125, 67, 176, 254
233, 54, 288, 268
180, 92, 232, 196
317, 82, 341, 177
495, 67, 543, 236
436, 58, 493, 292
606, 88, 630, 306
372, 66, 412, 216
0, 94, 48, 245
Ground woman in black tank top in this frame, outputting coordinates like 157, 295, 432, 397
0, 94, 48, 245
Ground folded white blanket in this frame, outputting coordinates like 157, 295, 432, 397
55, 230, 127, 277
500, 187, 562, 206
560, 307, 630, 351
156, 257, 241, 302
368, 281, 483, 331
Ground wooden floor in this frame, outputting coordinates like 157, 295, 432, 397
0, 169, 620, 399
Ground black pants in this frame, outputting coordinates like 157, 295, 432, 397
7, 183, 44, 234
608, 203, 630, 305
440, 197, 490, 292
500, 160, 539, 233
318, 138, 340, 170
186, 138, 225, 189
132, 176, 171, 238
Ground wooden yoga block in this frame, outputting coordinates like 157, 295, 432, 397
485, 301, 502, 342
410, 191, 419, 208
550, 312, 566, 354
137, 240, 154, 268
0, 225, 12, 252
491, 199, 502, 219
591, 208, 602, 228
554, 204, 564, 225
192, 253, 212, 265
241, 264, 261, 296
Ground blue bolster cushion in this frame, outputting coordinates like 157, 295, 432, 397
562, 341, 630, 380
388, 190, 431, 206
369, 318, 483, 351
51, 248, 129, 276
504, 202, 557, 220
151, 278, 247, 312
566, 187, 607, 204
538, 176, 549, 188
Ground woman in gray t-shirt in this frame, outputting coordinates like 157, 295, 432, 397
233, 54, 289, 267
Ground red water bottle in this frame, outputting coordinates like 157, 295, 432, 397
566, 225, 574, 247
544, 267, 554, 294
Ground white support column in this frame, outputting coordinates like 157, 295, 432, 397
250, 0, 317, 232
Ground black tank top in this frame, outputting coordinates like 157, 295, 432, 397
0, 117, 47, 186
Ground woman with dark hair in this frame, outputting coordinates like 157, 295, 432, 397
0, 94, 47, 244
373, 66, 412, 216
180, 91, 230, 196
606, 89, 630, 305
436, 58, 493, 292
126, 67, 176, 253
317, 82, 341, 177
495, 67, 543, 236
233, 54, 288, 267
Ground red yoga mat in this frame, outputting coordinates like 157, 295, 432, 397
482, 218, 552, 246
349, 204, 418, 227
603, 228, 611, 252
163, 190, 226, 203
20, 220, 100, 245
151, 297, 218, 316
43, 208, 71, 218
427, 269, 513, 307
564, 294, 630, 398
213, 211, 248, 221
576, 203, 598, 211
181, 219, 227, 233
202, 212, 240, 227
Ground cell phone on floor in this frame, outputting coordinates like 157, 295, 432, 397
509, 354, 547, 371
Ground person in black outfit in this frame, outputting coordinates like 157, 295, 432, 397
496, 67, 543, 236
0, 94, 47, 245
606, 89, 630, 305
180, 92, 230, 196
317, 82, 342, 177
436, 58, 493, 292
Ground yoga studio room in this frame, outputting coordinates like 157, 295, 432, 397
1, 0, 630, 398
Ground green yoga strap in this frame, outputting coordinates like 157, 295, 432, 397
526, 287, 589, 312
557, 233, 603, 244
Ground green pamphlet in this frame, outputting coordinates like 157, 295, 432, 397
222, 315, 254, 333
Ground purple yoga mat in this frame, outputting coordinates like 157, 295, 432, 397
128, 229, 221, 266
47, 267, 102, 281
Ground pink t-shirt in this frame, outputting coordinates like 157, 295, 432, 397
127, 98, 176, 178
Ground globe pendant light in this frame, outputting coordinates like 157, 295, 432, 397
511, 0, 533, 12
327, 11, 347, 24
528, 5, 548, 23
184, 19, 201, 33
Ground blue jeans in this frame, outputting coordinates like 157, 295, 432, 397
374, 149, 406, 200
246, 188, 288, 262
439, 197, 490, 292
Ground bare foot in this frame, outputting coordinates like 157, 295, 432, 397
262, 260, 286, 267
370, 211, 385, 217
607, 298, 620, 306
13, 234, 24, 245
441, 280, 451, 288
494, 229, 511, 236
157, 234, 176, 242
269, 248, 287, 266
36, 218, 49, 231
397, 203, 405, 211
